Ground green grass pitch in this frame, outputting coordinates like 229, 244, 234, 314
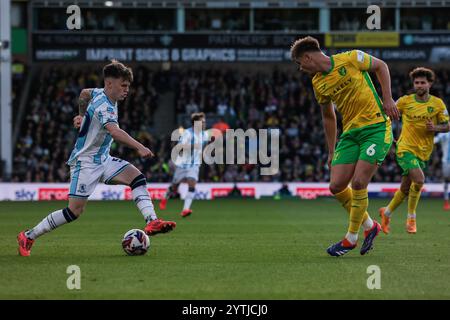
1, 198, 450, 299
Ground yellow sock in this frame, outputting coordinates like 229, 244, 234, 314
408, 183, 423, 215
348, 189, 369, 234
387, 190, 407, 215
334, 187, 369, 222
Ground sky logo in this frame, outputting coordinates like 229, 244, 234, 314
15, 189, 37, 201
101, 190, 123, 200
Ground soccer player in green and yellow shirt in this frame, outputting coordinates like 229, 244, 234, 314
379, 67, 449, 234
290, 36, 400, 257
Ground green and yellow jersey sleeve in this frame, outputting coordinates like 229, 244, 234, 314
312, 50, 388, 132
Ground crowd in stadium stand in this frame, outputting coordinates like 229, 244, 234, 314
11, 64, 450, 184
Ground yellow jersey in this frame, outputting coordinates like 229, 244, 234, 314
397, 94, 449, 161
312, 50, 389, 132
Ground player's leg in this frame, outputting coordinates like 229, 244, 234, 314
160, 167, 184, 210
405, 167, 425, 234
443, 165, 450, 210
17, 197, 87, 256
18, 162, 97, 256
160, 182, 179, 210
330, 164, 372, 227
327, 134, 376, 256
105, 161, 176, 236
383, 175, 410, 217
326, 135, 364, 256
445, 178, 450, 210
329, 134, 372, 225
326, 161, 362, 256
355, 123, 392, 254
181, 178, 196, 217
328, 122, 391, 256
345, 160, 379, 241
379, 175, 410, 234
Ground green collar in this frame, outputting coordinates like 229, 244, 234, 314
414, 94, 430, 103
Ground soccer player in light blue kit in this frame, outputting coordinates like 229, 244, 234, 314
435, 131, 450, 210
18, 60, 176, 256
159, 113, 208, 217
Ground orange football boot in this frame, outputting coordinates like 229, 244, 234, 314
406, 218, 417, 234
444, 200, 450, 211
17, 231, 35, 257
379, 207, 391, 234
181, 209, 192, 218
144, 219, 176, 236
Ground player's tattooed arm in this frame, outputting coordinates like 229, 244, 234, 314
78, 89, 93, 116
73, 89, 94, 129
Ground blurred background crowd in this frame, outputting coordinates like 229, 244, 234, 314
11, 64, 450, 184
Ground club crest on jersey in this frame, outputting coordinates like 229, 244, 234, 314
78, 184, 87, 194
427, 106, 434, 113
338, 66, 346, 76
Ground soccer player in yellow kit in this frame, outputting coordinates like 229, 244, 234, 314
379, 67, 449, 234
291, 36, 400, 257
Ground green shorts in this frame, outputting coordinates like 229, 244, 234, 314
331, 122, 393, 166
396, 151, 427, 176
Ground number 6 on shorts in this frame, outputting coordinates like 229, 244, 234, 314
366, 143, 376, 156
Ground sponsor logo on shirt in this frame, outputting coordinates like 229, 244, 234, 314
357, 50, 365, 63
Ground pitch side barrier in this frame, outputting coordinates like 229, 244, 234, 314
0, 183, 445, 201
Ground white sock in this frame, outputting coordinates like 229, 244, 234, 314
132, 186, 157, 223
362, 216, 374, 231
407, 213, 416, 219
25, 208, 77, 240
345, 232, 358, 244
183, 191, 195, 210
384, 207, 392, 217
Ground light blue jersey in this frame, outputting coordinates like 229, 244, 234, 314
175, 127, 209, 169
67, 88, 118, 166
435, 132, 450, 165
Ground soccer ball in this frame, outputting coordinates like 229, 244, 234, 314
122, 229, 150, 256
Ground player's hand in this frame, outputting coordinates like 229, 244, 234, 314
383, 97, 400, 121
426, 119, 435, 132
73, 115, 83, 129
327, 152, 333, 169
137, 147, 154, 158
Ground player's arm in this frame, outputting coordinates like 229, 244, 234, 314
370, 56, 400, 121
73, 89, 94, 129
105, 123, 154, 158
320, 102, 337, 168
78, 89, 94, 116
427, 102, 450, 133
426, 121, 450, 133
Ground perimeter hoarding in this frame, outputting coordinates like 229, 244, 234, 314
0, 183, 445, 201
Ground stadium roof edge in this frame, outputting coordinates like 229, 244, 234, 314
29, 0, 450, 8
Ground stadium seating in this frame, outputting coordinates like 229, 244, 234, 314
11, 65, 450, 183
